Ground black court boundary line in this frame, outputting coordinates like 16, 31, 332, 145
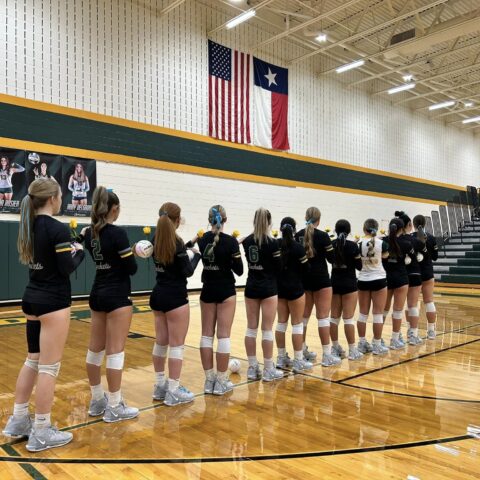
0, 435, 473, 465
1, 445, 46, 479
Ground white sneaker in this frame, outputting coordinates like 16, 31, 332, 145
348, 346, 364, 361
247, 364, 262, 380
26, 426, 73, 452
213, 378, 234, 395
276, 353, 293, 369
332, 344, 347, 359
321, 353, 341, 366
262, 367, 284, 382
303, 346, 317, 361
357, 340, 373, 354
427, 329, 436, 340
153, 382, 168, 401
292, 358, 313, 372
204, 378, 216, 395
103, 400, 139, 422
372, 342, 389, 355
408, 335, 423, 346
390, 338, 406, 350
2, 415, 32, 438
88, 393, 108, 416
164, 386, 195, 406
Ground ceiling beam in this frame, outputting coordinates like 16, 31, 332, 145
159, 0, 186, 16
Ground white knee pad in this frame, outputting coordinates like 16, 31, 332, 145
343, 317, 354, 325
276, 322, 288, 333
169, 346, 184, 360
392, 310, 403, 320
292, 323, 303, 335
86, 349, 105, 366
152, 343, 168, 357
373, 314, 384, 324
330, 317, 340, 325
262, 330, 273, 342
357, 313, 368, 323
303, 317, 309, 327
425, 302, 436, 313
38, 362, 61, 378
245, 328, 258, 338
106, 352, 125, 370
24, 357, 39, 371
200, 336, 214, 349
217, 337, 231, 354
408, 307, 419, 317
318, 318, 330, 328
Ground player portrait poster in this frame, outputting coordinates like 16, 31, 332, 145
61, 156, 97, 217
25, 151, 63, 187
0, 148, 26, 213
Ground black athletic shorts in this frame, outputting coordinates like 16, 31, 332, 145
332, 280, 358, 296
421, 268, 434, 282
387, 274, 409, 290
408, 274, 422, 287
150, 286, 188, 313
89, 295, 132, 313
244, 285, 277, 300
22, 301, 70, 317
278, 287, 304, 301
357, 279, 387, 291
303, 274, 331, 292
200, 284, 236, 304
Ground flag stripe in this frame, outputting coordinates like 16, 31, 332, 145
246, 55, 251, 144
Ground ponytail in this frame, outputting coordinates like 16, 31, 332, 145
388, 218, 404, 258
91, 186, 119, 239
413, 214, 427, 243
280, 217, 296, 260
334, 219, 351, 266
17, 178, 60, 264
208, 205, 226, 248
253, 207, 271, 247
363, 218, 378, 258
304, 206, 321, 258
154, 202, 181, 265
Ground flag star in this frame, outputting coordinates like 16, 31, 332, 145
264, 68, 277, 87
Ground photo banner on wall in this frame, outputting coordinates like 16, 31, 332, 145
0, 148, 27, 213
25, 150, 63, 187
61, 156, 97, 217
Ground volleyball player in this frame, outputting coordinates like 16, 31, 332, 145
295, 207, 339, 366
68, 163, 90, 206
150, 203, 201, 406
413, 215, 438, 339
330, 220, 363, 360
356, 219, 390, 355
242, 208, 284, 382
195, 205, 243, 395
2, 178, 84, 451
0, 155, 25, 201
83, 187, 139, 422
275, 217, 312, 372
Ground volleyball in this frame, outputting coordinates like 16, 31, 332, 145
228, 358, 241, 373
187, 249, 194, 260
135, 240, 153, 258
405, 255, 412, 265
417, 252, 424, 263
28, 152, 40, 164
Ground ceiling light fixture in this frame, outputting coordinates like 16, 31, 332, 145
388, 83, 416, 94
336, 59, 365, 73
316, 33, 327, 42
462, 116, 480, 124
464, 101, 474, 107
429, 100, 455, 111
403, 74, 413, 82
226, 9, 256, 29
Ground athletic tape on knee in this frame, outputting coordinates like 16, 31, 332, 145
86, 349, 105, 366
292, 323, 303, 335
276, 322, 288, 333
24, 357, 39, 371
373, 314, 384, 324
152, 343, 168, 357
408, 307, 419, 317
169, 346, 184, 360
245, 328, 258, 338
217, 338, 231, 354
200, 336, 214, 349
330, 317, 340, 325
262, 330, 273, 342
343, 317, 354, 325
317, 317, 330, 328
38, 362, 61, 378
392, 310, 403, 320
357, 313, 368, 323
425, 302, 436, 313
106, 352, 125, 370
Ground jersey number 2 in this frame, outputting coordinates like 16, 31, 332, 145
91, 239, 103, 261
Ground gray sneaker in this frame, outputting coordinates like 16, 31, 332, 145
407, 328, 413, 339
262, 367, 284, 382
153, 382, 168, 401
398, 332, 406, 345
408, 335, 423, 346
2, 415, 32, 438
26, 426, 73, 452
164, 386, 195, 406
103, 400, 139, 423
303, 346, 317, 361
358, 340, 373, 354
348, 346, 364, 361
204, 378, 216, 395
88, 394, 108, 417
276, 353, 293, 369
427, 329, 436, 340
292, 358, 313, 372
247, 364, 262, 380
390, 337, 406, 350
372, 342, 389, 355
332, 344, 347, 359
321, 353, 342, 366
213, 378, 234, 395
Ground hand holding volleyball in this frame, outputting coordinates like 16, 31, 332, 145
135, 240, 153, 258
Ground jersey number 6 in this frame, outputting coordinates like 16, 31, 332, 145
248, 245, 259, 263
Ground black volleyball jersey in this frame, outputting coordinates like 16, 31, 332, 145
242, 234, 281, 286
403, 234, 422, 276
153, 239, 201, 288
331, 239, 362, 279
277, 241, 309, 291
23, 215, 84, 304
295, 228, 335, 276
84, 224, 137, 297
383, 235, 415, 275
198, 231, 243, 285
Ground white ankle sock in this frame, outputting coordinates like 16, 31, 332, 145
428, 323, 435, 332
278, 348, 286, 357
412, 328, 419, 337
264, 358, 274, 369
332, 341, 339, 347
13, 402, 29, 418
217, 370, 228, 381
155, 371, 166, 385
294, 350, 303, 361
204, 368, 216, 381
372, 339, 381, 346
392, 332, 399, 341
107, 390, 122, 407
90, 384, 104, 401
34, 413, 51, 429
247, 356, 258, 367
359, 336, 366, 342
322, 345, 331, 355
168, 378, 179, 392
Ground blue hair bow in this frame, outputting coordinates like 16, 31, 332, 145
212, 207, 222, 226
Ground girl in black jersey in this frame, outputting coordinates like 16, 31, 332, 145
2, 178, 84, 452
275, 217, 311, 373
83, 187, 139, 423
384, 218, 415, 350
330, 220, 363, 361
194, 205, 243, 395
413, 215, 438, 339
242, 208, 284, 382
295, 207, 339, 367
150, 202, 201, 407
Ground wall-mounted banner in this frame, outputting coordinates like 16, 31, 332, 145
25, 151, 63, 186
0, 148, 26, 213
61, 156, 97, 217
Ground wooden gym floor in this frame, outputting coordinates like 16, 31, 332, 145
0, 289, 479, 479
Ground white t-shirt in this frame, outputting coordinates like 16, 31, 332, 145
358, 237, 387, 281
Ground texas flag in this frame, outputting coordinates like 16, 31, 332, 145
253, 57, 289, 151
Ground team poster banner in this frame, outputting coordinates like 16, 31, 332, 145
25, 151, 63, 187
61, 156, 97, 217
0, 148, 26, 213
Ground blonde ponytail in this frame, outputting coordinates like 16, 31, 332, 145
253, 208, 271, 247
208, 205, 226, 248
154, 202, 181, 264
304, 207, 320, 258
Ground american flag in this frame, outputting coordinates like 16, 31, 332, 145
208, 40, 251, 144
